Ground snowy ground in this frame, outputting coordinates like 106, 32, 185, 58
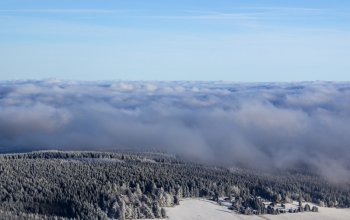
162, 199, 350, 220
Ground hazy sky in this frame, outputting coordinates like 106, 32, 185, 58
0, 0, 350, 81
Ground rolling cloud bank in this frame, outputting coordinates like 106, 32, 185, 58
1, 80, 350, 181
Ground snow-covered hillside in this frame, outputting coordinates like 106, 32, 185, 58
164, 199, 350, 220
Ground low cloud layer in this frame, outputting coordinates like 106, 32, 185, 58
1, 80, 350, 181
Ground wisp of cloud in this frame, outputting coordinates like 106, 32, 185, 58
1, 80, 350, 181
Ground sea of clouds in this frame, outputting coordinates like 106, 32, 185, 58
1, 80, 350, 181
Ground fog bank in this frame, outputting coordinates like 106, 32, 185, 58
1, 80, 350, 181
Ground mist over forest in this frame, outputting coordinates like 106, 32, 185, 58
1, 80, 350, 182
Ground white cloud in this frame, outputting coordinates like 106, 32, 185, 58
1, 80, 350, 181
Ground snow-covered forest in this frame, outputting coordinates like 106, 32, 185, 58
0, 151, 349, 219
2, 0, 350, 218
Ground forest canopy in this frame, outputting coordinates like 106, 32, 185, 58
0, 151, 349, 219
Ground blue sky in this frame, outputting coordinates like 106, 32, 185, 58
0, 0, 349, 81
